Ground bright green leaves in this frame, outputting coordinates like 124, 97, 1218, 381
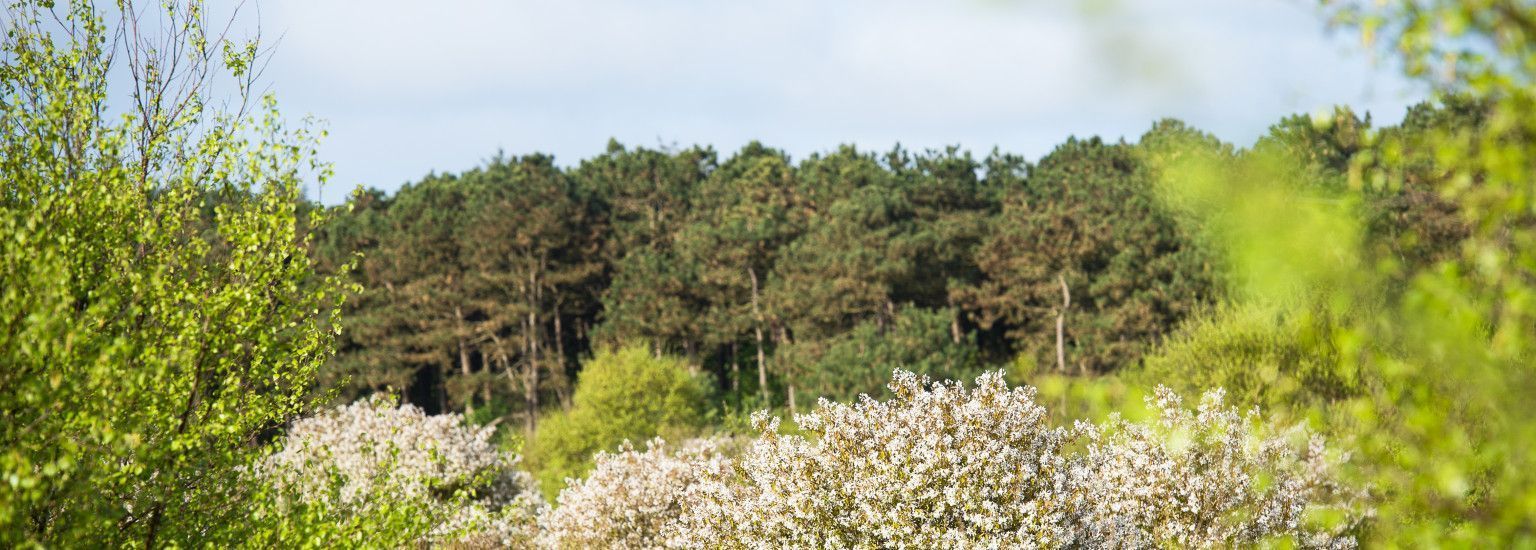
1, 0, 350, 545
1139, 14, 1536, 536
525, 344, 707, 497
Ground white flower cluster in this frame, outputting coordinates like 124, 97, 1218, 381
672, 370, 1077, 548
1068, 387, 1363, 548
264, 375, 1363, 549
664, 371, 1361, 548
538, 438, 731, 549
260, 395, 545, 547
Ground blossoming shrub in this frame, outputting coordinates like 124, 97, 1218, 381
1069, 387, 1364, 548
538, 438, 731, 549
272, 374, 1362, 548
675, 370, 1077, 547
663, 371, 1364, 548
260, 395, 546, 547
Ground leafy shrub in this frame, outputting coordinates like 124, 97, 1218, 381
260, 396, 545, 547
1137, 301, 1360, 412
527, 344, 707, 496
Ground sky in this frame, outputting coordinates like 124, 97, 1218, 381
231, 0, 1425, 204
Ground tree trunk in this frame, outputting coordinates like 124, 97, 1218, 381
779, 325, 794, 410
730, 341, 740, 392
749, 266, 768, 403
456, 305, 473, 415
947, 295, 963, 344
521, 308, 537, 433
527, 268, 542, 430
1056, 274, 1071, 374
527, 310, 540, 432
490, 332, 520, 430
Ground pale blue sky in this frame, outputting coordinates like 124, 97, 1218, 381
240, 0, 1424, 204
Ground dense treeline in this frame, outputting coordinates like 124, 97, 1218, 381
310, 104, 1469, 429
309, 137, 1193, 421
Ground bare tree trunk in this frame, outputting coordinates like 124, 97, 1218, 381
521, 305, 537, 433
456, 306, 473, 415
779, 325, 794, 411
480, 353, 491, 406
1056, 274, 1071, 374
730, 342, 740, 392
749, 266, 768, 403
528, 268, 543, 430
948, 295, 963, 344
489, 333, 520, 430
528, 311, 540, 431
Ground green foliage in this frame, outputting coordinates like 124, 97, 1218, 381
780, 306, 982, 406
1155, 0, 1536, 534
768, 148, 911, 342
0, 1, 364, 545
526, 344, 707, 496
227, 493, 435, 550
574, 140, 714, 263
313, 154, 601, 435
1137, 301, 1358, 413
672, 143, 808, 400
318, 133, 1230, 418
959, 137, 1219, 374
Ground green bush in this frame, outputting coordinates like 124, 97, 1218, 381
526, 344, 706, 496
1136, 300, 1361, 414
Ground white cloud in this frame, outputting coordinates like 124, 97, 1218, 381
235, 0, 1424, 201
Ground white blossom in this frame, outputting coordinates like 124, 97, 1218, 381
259, 395, 545, 547
263, 375, 1365, 549
539, 438, 732, 549
671, 370, 1077, 548
1067, 387, 1364, 549
663, 372, 1363, 549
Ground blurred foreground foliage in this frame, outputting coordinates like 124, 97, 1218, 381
1124, 1, 1536, 543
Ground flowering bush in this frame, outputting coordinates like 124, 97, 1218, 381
266, 375, 1362, 549
539, 438, 731, 549
673, 370, 1076, 547
1069, 387, 1364, 548
663, 371, 1364, 549
259, 395, 546, 547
